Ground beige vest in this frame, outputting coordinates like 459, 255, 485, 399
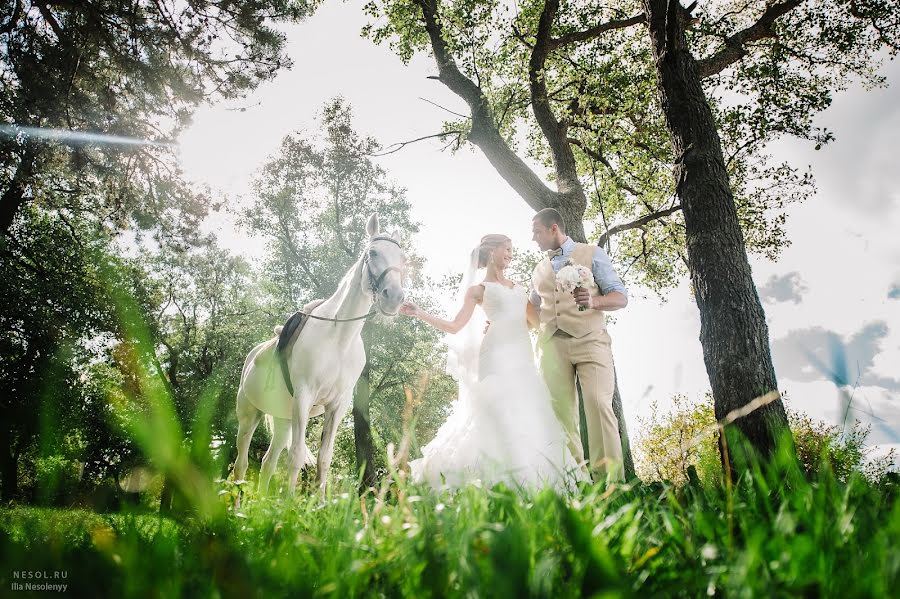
534, 242, 606, 340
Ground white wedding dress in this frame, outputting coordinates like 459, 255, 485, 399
410, 281, 586, 491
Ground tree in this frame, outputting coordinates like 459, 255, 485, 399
0, 0, 315, 501
0, 0, 314, 237
242, 98, 453, 486
362, 0, 899, 466
0, 205, 118, 499
138, 241, 276, 510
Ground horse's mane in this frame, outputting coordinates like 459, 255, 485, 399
275, 251, 366, 355
328, 250, 367, 307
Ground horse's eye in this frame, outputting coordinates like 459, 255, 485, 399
369, 250, 378, 258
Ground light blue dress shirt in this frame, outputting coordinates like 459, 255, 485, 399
529, 237, 627, 306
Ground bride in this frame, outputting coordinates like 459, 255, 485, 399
399, 234, 586, 490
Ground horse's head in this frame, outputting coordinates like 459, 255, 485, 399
362, 213, 406, 316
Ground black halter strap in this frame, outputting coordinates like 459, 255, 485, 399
364, 236, 404, 298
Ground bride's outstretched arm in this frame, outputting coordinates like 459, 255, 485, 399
400, 286, 481, 334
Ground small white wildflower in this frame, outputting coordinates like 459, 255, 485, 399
435, 503, 446, 513
701, 544, 718, 561
380, 515, 392, 525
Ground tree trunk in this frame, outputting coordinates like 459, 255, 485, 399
612, 369, 636, 480
642, 0, 791, 463
353, 329, 377, 489
352, 369, 377, 489
0, 147, 36, 236
0, 424, 18, 501
159, 475, 174, 514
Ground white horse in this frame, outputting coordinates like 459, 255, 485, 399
234, 213, 406, 497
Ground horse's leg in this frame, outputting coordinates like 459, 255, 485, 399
286, 389, 314, 495
317, 395, 352, 497
234, 389, 262, 482
258, 417, 291, 496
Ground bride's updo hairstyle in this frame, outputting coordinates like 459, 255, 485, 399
477, 234, 511, 268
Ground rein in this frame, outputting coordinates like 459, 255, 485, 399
292, 309, 376, 323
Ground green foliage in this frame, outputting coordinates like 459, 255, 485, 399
362, 0, 900, 295
636, 392, 897, 487
635, 394, 721, 487
1, 459, 899, 597
1, 0, 316, 240
138, 241, 276, 460
0, 0, 316, 503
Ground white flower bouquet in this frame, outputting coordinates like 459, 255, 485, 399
556, 260, 593, 311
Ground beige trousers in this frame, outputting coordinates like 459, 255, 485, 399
538, 329, 624, 481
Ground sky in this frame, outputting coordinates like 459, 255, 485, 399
178, 1, 900, 457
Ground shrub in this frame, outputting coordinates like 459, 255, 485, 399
635, 392, 896, 485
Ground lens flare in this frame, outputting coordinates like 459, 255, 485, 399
0, 124, 175, 147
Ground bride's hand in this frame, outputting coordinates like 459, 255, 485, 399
399, 302, 419, 317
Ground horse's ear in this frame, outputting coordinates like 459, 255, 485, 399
391, 229, 401, 243
366, 213, 380, 237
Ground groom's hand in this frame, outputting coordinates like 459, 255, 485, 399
573, 288, 593, 310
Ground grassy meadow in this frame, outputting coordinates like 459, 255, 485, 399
2, 450, 899, 598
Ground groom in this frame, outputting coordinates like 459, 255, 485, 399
530, 208, 628, 482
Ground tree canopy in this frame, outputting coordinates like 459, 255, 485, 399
362, 0, 899, 293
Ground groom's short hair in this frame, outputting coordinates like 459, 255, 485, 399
533, 208, 566, 232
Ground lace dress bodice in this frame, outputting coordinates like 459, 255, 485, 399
478, 282, 533, 380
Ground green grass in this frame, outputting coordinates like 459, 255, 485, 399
2, 461, 899, 598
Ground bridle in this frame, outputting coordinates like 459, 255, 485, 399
294, 235, 405, 324
363, 235, 405, 302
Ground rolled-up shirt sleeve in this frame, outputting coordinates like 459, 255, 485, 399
592, 246, 627, 298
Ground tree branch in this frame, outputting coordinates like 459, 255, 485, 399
0, 0, 22, 35
549, 13, 645, 49
696, 0, 805, 78
596, 204, 682, 248
0, 146, 37, 236
413, 0, 561, 211
367, 131, 463, 157
530, 0, 583, 198
34, 1, 67, 44
568, 137, 641, 197
419, 97, 468, 118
